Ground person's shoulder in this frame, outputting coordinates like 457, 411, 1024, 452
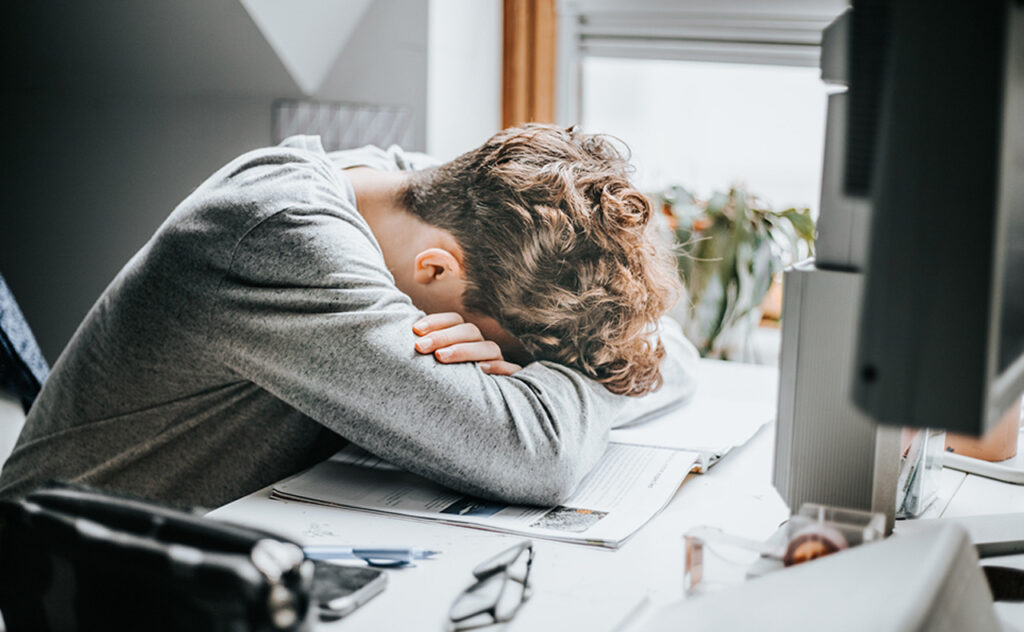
192, 137, 354, 217
327, 144, 441, 172
215, 136, 342, 187
276, 135, 327, 154
153, 137, 362, 268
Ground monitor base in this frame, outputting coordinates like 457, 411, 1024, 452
944, 434, 1024, 485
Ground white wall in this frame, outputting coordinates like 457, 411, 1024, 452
241, 0, 375, 95
317, 0, 431, 150
426, 0, 503, 161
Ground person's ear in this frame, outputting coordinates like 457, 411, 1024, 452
413, 248, 462, 285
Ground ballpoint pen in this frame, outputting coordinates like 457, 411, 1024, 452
303, 546, 441, 567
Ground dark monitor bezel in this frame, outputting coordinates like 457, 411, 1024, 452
852, 0, 1024, 435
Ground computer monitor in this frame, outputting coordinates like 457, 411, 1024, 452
850, 0, 1024, 437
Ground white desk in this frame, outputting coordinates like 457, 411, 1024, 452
211, 419, 1024, 631
210, 420, 790, 630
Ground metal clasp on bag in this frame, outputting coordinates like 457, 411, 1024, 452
251, 539, 314, 629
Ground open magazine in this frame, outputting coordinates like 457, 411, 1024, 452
271, 442, 698, 549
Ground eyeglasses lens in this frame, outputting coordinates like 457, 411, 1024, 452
473, 542, 527, 579
493, 573, 528, 621
450, 572, 506, 623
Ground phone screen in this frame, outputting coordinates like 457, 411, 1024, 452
311, 562, 387, 619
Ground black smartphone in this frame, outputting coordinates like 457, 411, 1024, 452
311, 561, 388, 620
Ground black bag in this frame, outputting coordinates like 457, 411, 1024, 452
0, 483, 313, 631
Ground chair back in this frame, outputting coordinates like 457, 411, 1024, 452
0, 274, 49, 413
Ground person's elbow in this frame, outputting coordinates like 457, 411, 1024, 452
488, 449, 587, 507
530, 464, 582, 506
450, 368, 614, 506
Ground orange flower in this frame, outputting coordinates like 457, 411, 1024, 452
692, 216, 712, 232
661, 202, 678, 230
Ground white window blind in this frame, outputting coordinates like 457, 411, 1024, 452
556, 0, 847, 124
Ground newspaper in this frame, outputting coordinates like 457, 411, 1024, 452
271, 442, 698, 548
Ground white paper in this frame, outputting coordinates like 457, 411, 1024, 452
271, 443, 698, 548
611, 359, 778, 456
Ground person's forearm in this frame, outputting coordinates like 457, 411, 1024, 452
320, 355, 621, 506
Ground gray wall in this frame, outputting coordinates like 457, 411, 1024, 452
1, 0, 430, 363
319, 0, 430, 150
1, 95, 282, 362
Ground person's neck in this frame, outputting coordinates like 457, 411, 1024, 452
345, 167, 449, 285
345, 167, 414, 264
345, 166, 408, 225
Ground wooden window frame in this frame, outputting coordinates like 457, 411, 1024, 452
502, 0, 557, 128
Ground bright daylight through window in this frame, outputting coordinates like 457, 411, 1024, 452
581, 58, 829, 215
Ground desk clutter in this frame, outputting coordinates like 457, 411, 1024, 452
203, 355, 1024, 631
682, 503, 887, 596
642, 523, 1004, 632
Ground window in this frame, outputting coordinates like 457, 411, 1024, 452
580, 57, 828, 213
558, 0, 846, 212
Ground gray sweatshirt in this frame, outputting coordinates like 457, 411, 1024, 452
0, 136, 631, 509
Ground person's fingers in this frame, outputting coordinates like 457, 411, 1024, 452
414, 323, 483, 353
412, 312, 464, 335
478, 361, 523, 376
433, 341, 503, 364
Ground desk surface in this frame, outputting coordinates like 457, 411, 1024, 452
211, 413, 1024, 631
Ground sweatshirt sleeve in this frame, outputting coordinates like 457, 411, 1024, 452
207, 206, 624, 506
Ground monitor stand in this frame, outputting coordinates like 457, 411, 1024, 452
945, 432, 1024, 485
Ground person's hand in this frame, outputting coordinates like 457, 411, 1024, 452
413, 313, 522, 376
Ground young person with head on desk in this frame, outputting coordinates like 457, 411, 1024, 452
0, 124, 694, 509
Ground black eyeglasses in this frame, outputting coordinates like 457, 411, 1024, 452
447, 541, 534, 630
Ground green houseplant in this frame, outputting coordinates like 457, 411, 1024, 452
661, 185, 815, 360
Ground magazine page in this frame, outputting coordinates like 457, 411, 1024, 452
271, 443, 698, 548
611, 359, 778, 455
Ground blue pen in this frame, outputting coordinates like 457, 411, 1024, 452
303, 545, 441, 566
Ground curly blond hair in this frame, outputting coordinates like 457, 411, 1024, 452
402, 124, 680, 396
